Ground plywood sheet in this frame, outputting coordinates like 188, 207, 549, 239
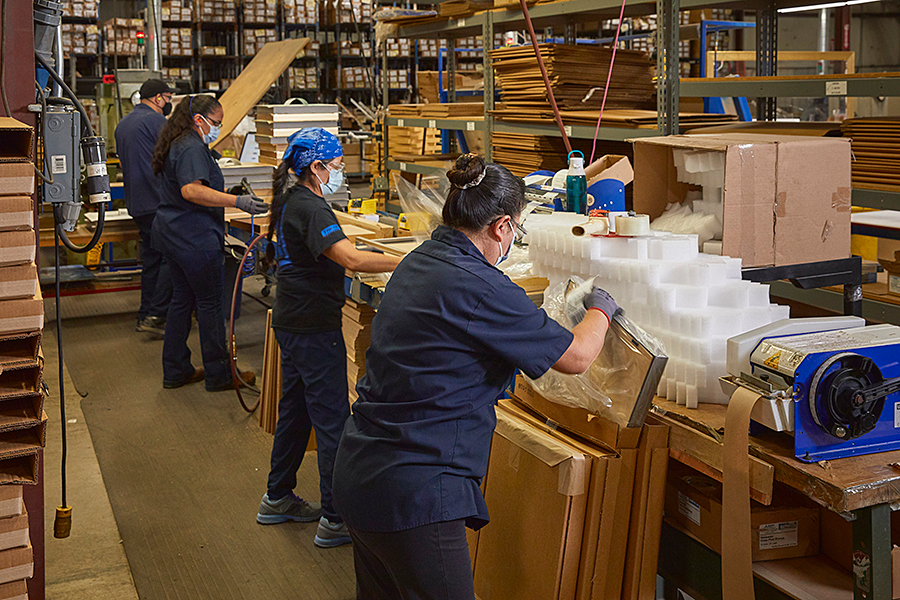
212, 37, 310, 150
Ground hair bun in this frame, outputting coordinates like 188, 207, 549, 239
447, 153, 486, 189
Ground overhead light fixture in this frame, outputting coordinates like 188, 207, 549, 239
778, 0, 879, 13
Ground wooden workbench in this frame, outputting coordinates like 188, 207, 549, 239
653, 399, 896, 599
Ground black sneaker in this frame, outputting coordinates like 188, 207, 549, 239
137, 316, 166, 337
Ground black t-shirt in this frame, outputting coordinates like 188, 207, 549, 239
151, 132, 226, 255
271, 185, 348, 333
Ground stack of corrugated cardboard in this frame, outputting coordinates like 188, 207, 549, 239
0, 486, 34, 595
842, 117, 900, 192
343, 299, 374, 405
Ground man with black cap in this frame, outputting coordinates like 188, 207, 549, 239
115, 78, 175, 336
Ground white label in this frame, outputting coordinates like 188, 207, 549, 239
889, 274, 900, 295
759, 521, 799, 550
677, 491, 701, 526
564, 125, 573, 136
397, 118, 404, 127
457, 18, 466, 27
894, 401, 900, 428
51, 155, 67, 175
87, 163, 107, 177
466, 121, 475, 131
399, 162, 407, 171
826, 81, 847, 96
428, 119, 436, 128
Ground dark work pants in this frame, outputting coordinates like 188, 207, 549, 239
267, 328, 349, 523
349, 520, 475, 600
133, 213, 172, 321
162, 248, 231, 389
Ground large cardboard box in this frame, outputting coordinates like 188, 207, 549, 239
0, 199, 32, 232
633, 134, 852, 267
0, 579, 27, 600
0, 544, 32, 585
0, 232, 35, 268
474, 408, 594, 600
0, 289, 43, 336
0, 511, 28, 553
665, 464, 820, 562
0, 265, 37, 302
0, 488, 22, 520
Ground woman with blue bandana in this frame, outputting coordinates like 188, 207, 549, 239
255, 127, 401, 548
151, 95, 269, 392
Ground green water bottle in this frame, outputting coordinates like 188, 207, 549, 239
566, 150, 587, 214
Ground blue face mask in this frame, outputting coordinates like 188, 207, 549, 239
198, 114, 220, 145
316, 163, 344, 195
495, 221, 514, 267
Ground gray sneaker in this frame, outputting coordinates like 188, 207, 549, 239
256, 493, 322, 525
314, 517, 352, 548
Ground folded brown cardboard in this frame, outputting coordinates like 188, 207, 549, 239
0, 544, 32, 585
585, 154, 634, 188
0, 199, 32, 232
665, 464, 819, 561
512, 375, 641, 449
0, 395, 44, 435
0, 487, 22, 520
0, 412, 47, 462
0, 289, 43, 336
0, 454, 39, 485
0, 232, 35, 268
474, 408, 592, 600
0, 361, 40, 402
0, 165, 34, 197
0, 510, 28, 553
0, 120, 33, 164
633, 134, 851, 267
0, 265, 37, 302
0, 332, 40, 368
0, 579, 27, 600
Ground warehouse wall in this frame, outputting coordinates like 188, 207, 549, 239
99, 0, 144, 21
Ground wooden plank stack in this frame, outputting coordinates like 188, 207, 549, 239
491, 44, 656, 112
492, 132, 570, 176
343, 299, 375, 405
842, 117, 900, 191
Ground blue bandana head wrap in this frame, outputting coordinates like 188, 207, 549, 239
282, 127, 343, 174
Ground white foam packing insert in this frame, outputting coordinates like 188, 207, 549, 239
523, 212, 790, 407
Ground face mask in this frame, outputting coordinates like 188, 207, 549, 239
315, 164, 344, 195
495, 221, 514, 267
162, 100, 172, 117
198, 115, 220, 145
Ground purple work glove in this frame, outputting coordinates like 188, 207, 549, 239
583, 286, 620, 325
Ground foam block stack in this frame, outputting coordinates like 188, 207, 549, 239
842, 118, 900, 192
342, 299, 375, 404
524, 212, 789, 406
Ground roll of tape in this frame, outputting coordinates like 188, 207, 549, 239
615, 214, 650, 236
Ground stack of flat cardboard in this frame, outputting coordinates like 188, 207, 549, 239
842, 117, 900, 191
491, 44, 656, 112
438, 0, 492, 18
491, 132, 570, 176
254, 104, 340, 165
0, 486, 33, 594
343, 299, 375, 404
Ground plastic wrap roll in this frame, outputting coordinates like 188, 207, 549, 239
615, 214, 650, 236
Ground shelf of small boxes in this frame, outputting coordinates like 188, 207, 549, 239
61, 22, 100, 57
325, 0, 373, 25
160, 27, 193, 57
336, 66, 374, 89
103, 18, 144, 56
289, 66, 319, 90
243, 0, 279, 25
283, 0, 320, 25
331, 40, 373, 59
161, 0, 193, 23
243, 28, 278, 55
205, 78, 235, 92
382, 39, 412, 58
163, 67, 193, 81
194, 0, 238, 24
417, 39, 447, 59
60, 0, 99, 20
377, 69, 410, 90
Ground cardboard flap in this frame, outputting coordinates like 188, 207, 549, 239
494, 410, 586, 496
0, 119, 33, 163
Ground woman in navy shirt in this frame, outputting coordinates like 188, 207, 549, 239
332, 154, 620, 599
151, 95, 268, 391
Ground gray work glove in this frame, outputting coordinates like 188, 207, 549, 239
235, 194, 269, 215
583, 286, 621, 324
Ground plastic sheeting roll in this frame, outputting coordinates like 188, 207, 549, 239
615, 213, 650, 236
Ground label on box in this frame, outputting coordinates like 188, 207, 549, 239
457, 18, 466, 27
399, 162, 407, 171
564, 125, 573, 136
889, 274, 900, 295
397, 119, 404, 127
677, 491, 701, 526
758, 520, 798, 549
826, 81, 847, 96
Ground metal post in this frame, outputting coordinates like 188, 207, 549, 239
381, 40, 389, 108
448, 37, 457, 104
482, 12, 494, 162
656, 0, 679, 135
844, 257, 863, 316
852, 504, 892, 600
564, 22, 575, 45
146, 0, 163, 72
755, 0, 777, 121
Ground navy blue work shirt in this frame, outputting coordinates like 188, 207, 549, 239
151, 132, 226, 255
332, 225, 574, 533
114, 104, 166, 218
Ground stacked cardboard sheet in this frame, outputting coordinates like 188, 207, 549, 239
220, 162, 275, 200
490, 107, 738, 129
343, 299, 375, 404
842, 117, 900, 191
0, 486, 33, 594
492, 44, 656, 112
255, 104, 340, 165
491, 132, 570, 176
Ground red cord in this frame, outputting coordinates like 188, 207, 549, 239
230, 232, 267, 413
589, 0, 628, 164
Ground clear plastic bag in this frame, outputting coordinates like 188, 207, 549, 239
393, 172, 449, 243
525, 276, 668, 428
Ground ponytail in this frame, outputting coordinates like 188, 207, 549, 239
152, 94, 220, 175
267, 160, 313, 241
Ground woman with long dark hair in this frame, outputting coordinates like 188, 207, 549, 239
151, 95, 268, 391
332, 154, 619, 598
254, 128, 401, 548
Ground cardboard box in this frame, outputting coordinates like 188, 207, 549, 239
0, 511, 28, 553
0, 544, 32, 585
0, 488, 22, 520
0, 199, 31, 233
585, 154, 634, 188
0, 232, 34, 268
0, 289, 43, 336
0, 265, 37, 301
633, 134, 852, 267
0, 332, 40, 369
665, 464, 820, 562
512, 375, 641, 449
474, 408, 593, 600
0, 165, 33, 197
0, 579, 27, 600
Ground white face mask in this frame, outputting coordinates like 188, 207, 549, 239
198, 114, 220, 145
315, 163, 344, 195
495, 221, 514, 267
